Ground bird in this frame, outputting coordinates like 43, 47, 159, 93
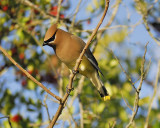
43, 24, 110, 101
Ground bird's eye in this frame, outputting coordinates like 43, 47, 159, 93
51, 34, 55, 41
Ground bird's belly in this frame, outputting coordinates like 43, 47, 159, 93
65, 56, 95, 77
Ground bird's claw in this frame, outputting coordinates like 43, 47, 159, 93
72, 69, 79, 75
66, 86, 74, 95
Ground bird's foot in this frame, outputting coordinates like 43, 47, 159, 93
66, 86, 74, 95
72, 69, 79, 75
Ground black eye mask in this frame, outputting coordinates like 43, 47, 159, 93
43, 30, 57, 45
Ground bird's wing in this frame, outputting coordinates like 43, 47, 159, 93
85, 49, 103, 76
71, 35, 103, 76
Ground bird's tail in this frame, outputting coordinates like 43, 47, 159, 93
89, 71, 110, 101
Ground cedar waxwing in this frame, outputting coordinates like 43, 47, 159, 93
43, 24, 110, 101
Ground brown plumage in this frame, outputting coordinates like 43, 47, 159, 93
43, 24, 110, 101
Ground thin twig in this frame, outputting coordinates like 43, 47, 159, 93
75, 19, 142, 33
20, 0, 71, 23
0, 46, 61, 101
105, 0, 122, 28
56, 0, 63, 23
69, 76, 85, 107
66, 105, 78, 128
79, 96, 84, 128
109, 49, 137, 90
69, 0, 82, 32
144, 61, 160, 128
0, 116, 12, 128
91, 0, 121, 53
49, 0, 110, 127
58, 63, 65, 97
126, 42, 149, 128
143, 18, 160, 46
121, 92, 134, 112
29, 121, 50, 127
43, 94, 51, 123
111, 121, 116, 128
20, 0, 51, 19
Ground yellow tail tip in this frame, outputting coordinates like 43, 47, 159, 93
102, 96, 110, 101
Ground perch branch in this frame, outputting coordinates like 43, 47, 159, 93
49, 0, 110, 127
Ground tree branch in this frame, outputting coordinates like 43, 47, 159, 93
109, 49, 137, 90
144, 61, 160, 128
0, 116, 12, 128
55, 0, 63, 23
49, 0, 110, 127
143, 18, 160, 46
79, 96, 84, 128
69, 0, 82, 32
20, 0, 71, 23
1, 10, 56, 74
0, 46, 62, 102
126, 42, 149, 128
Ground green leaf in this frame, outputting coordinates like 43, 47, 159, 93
27, 80, 36, 90
139, 97, 150, 106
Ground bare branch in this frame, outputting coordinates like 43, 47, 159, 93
126, 42, 149, 128
69, 0, 82, 32
19, 0, 71, 23
121, 92, 134, 112
109, 49, 137, 90
144, 61, 160, 128
0, 46, 62, 102
43, 94, 51, 123
79, 97, 84, 128
0, 116, 12, 128
29, 121, 50, 127
56, 0, 63, 23
111, 121, 116, 128
66, 105, 78, 128
105, 0, 122, 28
20, 0, 51, 19
69, 76, 85, 107
143, 18, 160, 46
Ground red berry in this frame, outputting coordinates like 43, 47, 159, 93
87, 19, 91, 24
11, 115, 22, 123
50, 11, 57, 16
19, 53, 25, 60
2, 6, 8, 11
33, 9, 39, 14
51, 6, 58, 11
21, 80, 27, 87
11, 48, 17, 54
60, 14, 64, 18
34, 69, 38, 74
28, 70, 33, 75
26, 20, 32, 25
50, 6, 58, 16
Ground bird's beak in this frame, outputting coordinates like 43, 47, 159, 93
43, 42, 48, 46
